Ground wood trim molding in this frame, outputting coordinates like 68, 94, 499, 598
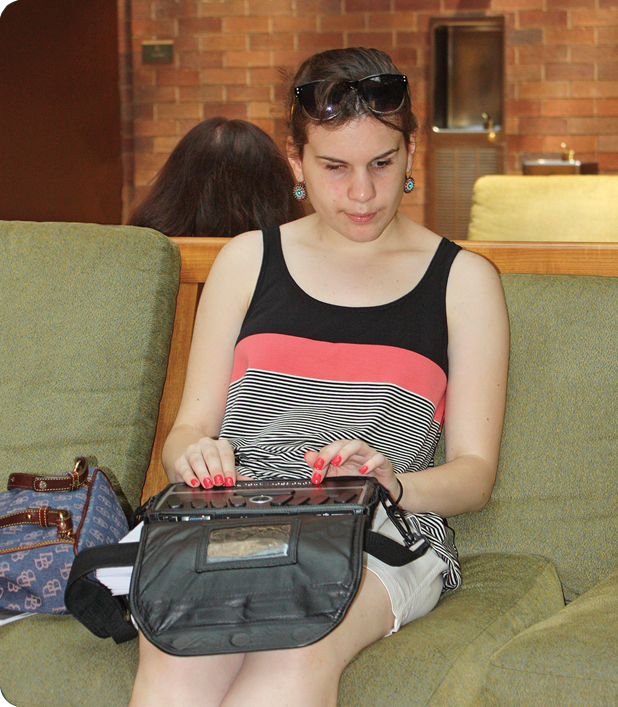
456, 240, 618, 277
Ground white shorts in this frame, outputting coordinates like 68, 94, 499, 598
364, 504, 448, 636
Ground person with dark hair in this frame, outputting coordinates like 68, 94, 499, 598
130, 48, 509, 707
129, 117, 304, 237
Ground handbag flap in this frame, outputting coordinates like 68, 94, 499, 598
129, 513, 367, 656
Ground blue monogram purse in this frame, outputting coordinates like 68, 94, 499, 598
0, 457, 129, 615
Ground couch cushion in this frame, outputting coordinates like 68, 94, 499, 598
485, 569, 618, 706
0, 221, 178, 707
0, 221, 180, 510
0, 554, 562, 707
467, 175, 618, 241
0, 615, 138, 707
338, 553, 564, 707
446, 273, 618, 601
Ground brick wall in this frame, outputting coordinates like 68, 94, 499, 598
119, 0, 618, 226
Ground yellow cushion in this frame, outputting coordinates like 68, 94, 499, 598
468, 175, 618, 241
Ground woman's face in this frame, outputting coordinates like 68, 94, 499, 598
288, 116, 414, 244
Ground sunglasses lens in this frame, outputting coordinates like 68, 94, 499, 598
324, 82, 347, 118
297, 81, 348, 120
296, 84, 320, 119
359, 75, 406, 114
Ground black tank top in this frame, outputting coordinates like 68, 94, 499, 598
237, 225, 461, 376
220, 225, 462, 590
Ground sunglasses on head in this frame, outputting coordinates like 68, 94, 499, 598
294, 73, 409, 121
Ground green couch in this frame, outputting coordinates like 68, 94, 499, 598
2, 233, 617, 706
0, 221, 180, 706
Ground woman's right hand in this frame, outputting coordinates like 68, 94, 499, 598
172, 437, 237, 489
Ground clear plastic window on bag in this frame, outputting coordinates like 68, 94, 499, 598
206, 524, 291, 563
195, 518, 300, 572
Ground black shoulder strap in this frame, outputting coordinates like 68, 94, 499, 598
364, 483, 431, 566
365, 530, 429, 566
64, 543, 139, 644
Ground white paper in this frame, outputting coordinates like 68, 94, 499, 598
0, 609, 33, 628
94, 521, 143, 596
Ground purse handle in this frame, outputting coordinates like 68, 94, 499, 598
0, 506, 74, 538
6, 456, 89, 492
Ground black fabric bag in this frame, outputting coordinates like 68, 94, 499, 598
66, 477, 429, 654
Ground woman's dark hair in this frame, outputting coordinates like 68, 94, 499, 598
286, 47, 418, 156
130, 118, 304, 237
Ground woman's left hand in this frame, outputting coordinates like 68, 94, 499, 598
304, 439, 400, 500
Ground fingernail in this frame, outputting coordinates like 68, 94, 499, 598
214, 475, 224, 486
190, 478, 199, 487
359, 465, 368, 474
225, 477, 234, 487
314, 458, 325, 470
331, 455, 342, 466
311, 472, 322, 484
203, 478, 213, 489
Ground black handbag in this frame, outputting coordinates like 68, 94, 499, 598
66, 477, 429, 654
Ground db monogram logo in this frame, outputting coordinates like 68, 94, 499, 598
42, 579, 62, 598
16, 569, 36, 587
35, 553, 54, 570
24, 595, 42, 611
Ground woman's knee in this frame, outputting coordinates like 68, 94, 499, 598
132, 633, 245, 705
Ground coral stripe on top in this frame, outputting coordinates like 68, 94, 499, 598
230, 333, 447, 419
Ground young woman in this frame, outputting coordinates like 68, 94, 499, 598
129, 117, 304, 237
130, 48, 509, 707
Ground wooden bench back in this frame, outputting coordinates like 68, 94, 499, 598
142, 237, 618, 502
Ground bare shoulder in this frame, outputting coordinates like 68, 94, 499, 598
211, 229, 263, 273
449, 247, 504, 300
446, 247, 508, 333
204, 230, 263, 302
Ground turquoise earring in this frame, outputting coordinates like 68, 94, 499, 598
293, 182, 307, 201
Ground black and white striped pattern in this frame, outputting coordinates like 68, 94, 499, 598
220, 367, 461, 590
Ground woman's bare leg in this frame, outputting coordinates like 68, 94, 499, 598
220, 569, 394, 707
128, 633, 245, 707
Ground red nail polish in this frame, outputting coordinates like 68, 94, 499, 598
311, 472, 322, 484
225, 477, 234, 487
359, 465, 368, 474
203, 478, 213, 489
214, 475, 224, 486
314, 458, 325, 470
190, 478, 199, 487
331, 455, 342, 466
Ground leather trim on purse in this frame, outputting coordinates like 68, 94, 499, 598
7, 457, 89, 492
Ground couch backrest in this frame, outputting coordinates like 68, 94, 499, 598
0, 221, 180, 510
468, 175, 618, 242
446, 252, 618, 601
